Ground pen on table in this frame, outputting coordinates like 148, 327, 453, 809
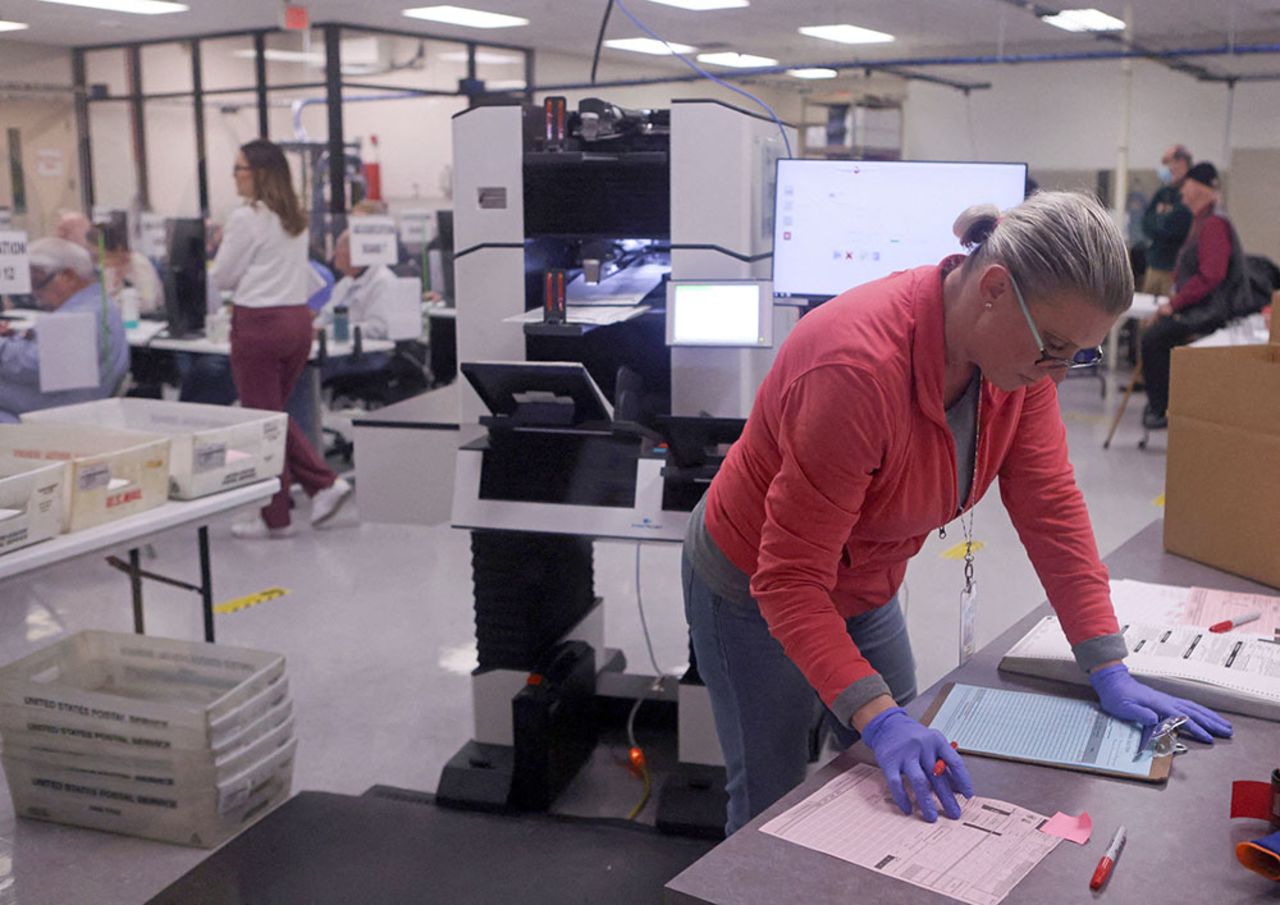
1209, 612, 1261, 633
933, 740, 959, 777
1089, 825, 1126, 891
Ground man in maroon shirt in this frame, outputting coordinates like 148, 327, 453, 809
1141, 161, 1248, 429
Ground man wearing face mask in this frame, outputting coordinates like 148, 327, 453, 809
1140, 145, 1193, 297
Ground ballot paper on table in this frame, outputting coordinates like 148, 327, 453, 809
759, 762, 1059, 905
1110, 578, 1280, 636
36, 311, 99, 393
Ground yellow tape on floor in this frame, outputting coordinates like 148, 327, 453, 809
1152, 494, 1166, 508
214, 587, 290, 615
941, 540, 985, 560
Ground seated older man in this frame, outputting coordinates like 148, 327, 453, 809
0, 237, 129, 422
315, 229, 401, 341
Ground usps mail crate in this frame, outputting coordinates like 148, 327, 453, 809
3, 735, 297, 847
0, 424, 169, 533
0, 631, 287, 756
0, 459, 66, 556
23, 399, 286, 500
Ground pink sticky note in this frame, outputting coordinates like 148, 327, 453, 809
1039, 811, 1093, 845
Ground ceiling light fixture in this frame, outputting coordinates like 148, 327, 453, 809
402, 5, 529, 29
604, 37, 696, 55
439, 50, 524, 64
1040, 8, 1125, 32
36, 0, 187, 13
233, 49, 324, 65
644, 0, 749, 10
798, 24, 894, 45
788, 68, 838, 79
0, 19, 29, 31
696, 51, 777, 68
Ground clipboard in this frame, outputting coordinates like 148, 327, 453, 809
921, 682, 1172, 783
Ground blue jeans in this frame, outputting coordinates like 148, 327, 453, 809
682, 553, 917, 835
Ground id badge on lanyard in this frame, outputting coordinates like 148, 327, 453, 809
958, 511, 977, 666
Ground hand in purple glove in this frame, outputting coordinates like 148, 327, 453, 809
1088, 663, 1232, 744
861, 707, 975, 822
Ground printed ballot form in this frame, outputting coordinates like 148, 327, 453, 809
1110, 579, 1280, 637
760, 763, 1059, 905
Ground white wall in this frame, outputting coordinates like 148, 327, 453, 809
0, 41, 78, 237
904, 57, 1280, 173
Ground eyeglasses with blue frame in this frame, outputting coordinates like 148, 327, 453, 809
1007, 272, 1105, 370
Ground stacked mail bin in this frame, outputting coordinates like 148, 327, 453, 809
0, 631, 295, 847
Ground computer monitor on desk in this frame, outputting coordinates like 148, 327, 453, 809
163, 218, 206, 337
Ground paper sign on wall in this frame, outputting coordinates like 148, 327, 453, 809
35, 148, 65, 178
399, 209, 434, 246
386, 277, 423, 341
37, 311, 99, 393
0, 230, 31, 294
139, 213, 167, 259
350, 216, 398, 266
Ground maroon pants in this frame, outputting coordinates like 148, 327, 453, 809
230, 305, 336, 528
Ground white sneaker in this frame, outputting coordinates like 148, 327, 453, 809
310, 477, 353, 527
231, 517, 297, 540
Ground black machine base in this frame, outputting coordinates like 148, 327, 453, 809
436, 740, 518, 813
655, 762, 728, 840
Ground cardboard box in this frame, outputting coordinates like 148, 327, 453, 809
1164, 329, 1280, 588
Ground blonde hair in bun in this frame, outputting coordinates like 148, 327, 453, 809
956, 191, 1132, 316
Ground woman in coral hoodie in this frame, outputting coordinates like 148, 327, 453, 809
684, 191, 1232, 835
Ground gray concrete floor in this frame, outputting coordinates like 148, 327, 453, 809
0, 370, 1170, 904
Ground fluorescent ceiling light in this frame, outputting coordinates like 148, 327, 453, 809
798, 24, 894, 45
402, 5, 528, 28
36, 0, 187, 12
439, 50, 523, 64
645, 0, 749, 9
1041, 8, 1125, 32
233, 49, 324, 65
604, 37, 696, 55
0, 19, 29, 31
696, 51, 777, 68
788, 67, 838, 80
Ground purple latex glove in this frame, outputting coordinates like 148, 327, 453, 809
861, 706, 975, 822
1088, 663, 1232, 744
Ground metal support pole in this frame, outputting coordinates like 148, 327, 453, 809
198, 526, 215, 643
126, 44, 150, 210
1222, 79, 1236, 201
129, 547, 145, 634
71, 49, 94, 212
191, 39, 209, 217
254, 32, 269, 138
323, 24, 346, 217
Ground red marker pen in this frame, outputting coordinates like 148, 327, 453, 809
1209, 612, 1261, 633
933, 740, 959, 777
1090, 825, 1126, 891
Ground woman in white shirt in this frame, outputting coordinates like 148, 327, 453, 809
210, 139, 351, 539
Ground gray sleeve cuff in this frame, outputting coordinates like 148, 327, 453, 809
830, 674, 894, 729
1072, 632, 1129, 673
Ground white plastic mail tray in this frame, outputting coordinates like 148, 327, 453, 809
0, 459, 66, 556
23, 399, 286, 500
0, 422, 170, 533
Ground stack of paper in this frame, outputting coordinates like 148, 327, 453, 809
1000, 581, 1280, 721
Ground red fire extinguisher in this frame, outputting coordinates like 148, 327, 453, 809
363, 134, 382, 201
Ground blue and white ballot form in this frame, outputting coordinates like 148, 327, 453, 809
922, 683, 1171, 782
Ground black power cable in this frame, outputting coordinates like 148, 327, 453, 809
590, 0, 615, 85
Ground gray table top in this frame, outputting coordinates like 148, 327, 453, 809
666, 520, 1280, 905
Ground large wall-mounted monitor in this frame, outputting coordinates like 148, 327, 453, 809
665, 280, 773, 348
772, 160, 1028, 301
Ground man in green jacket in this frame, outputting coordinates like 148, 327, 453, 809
1140, 145, 1193, 297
